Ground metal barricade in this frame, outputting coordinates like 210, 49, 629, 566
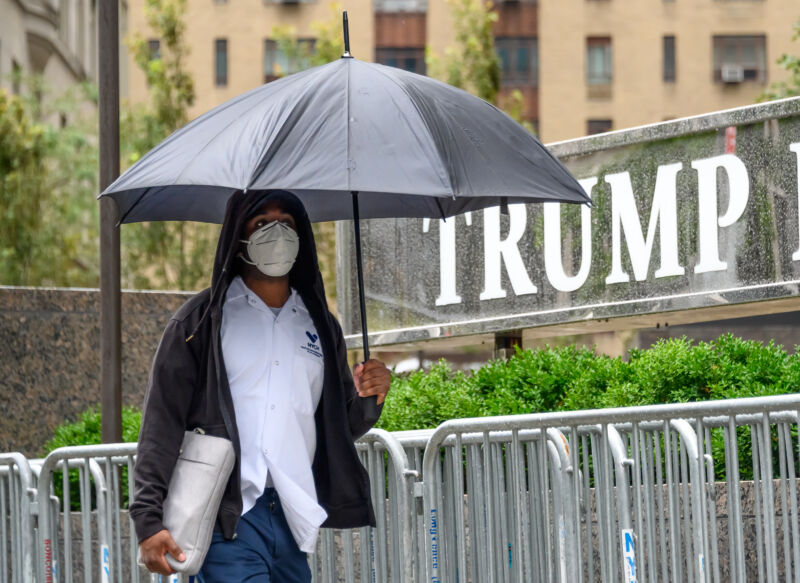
421, 394, 800, 583
420, 425, 579, 583
35, 444, 146, 583
0, 454, 36, 583
311, 428, 416, 583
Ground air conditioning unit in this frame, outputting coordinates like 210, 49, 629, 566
721, 64, 744, 83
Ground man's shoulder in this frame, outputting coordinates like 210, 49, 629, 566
171, 288, 212, 324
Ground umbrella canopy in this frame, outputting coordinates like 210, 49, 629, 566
100, 56, 590, 224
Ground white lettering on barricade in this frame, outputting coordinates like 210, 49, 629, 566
480, 204, 537, 300
544, 178, 596, 292
605, 163, 684, 284
692, 154, 749, 273
791, 142, 800, 261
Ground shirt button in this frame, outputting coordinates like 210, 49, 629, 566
274, 360, 279, 366
270, 404, 276, 410
263, 448, 269, 455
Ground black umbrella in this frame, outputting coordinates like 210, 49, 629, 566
100, 13, 591, 358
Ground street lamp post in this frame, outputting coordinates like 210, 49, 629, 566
98, 0, 122, 443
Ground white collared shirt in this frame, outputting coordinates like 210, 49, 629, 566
221, 275, 328, 552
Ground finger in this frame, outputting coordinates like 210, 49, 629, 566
361, 367, 392, 382
358, 379, 390, 398
165, 534, 186, 562
145, 555, 172, 577
157, 554, 175, 576
362, 360, 387, 373
358, 373, 390, 392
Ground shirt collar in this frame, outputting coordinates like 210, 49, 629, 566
225, 275, 300, 315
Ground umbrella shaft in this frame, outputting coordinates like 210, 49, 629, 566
352, 192, 370, 361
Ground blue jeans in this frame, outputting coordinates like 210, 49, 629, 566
196, 488, 311, 583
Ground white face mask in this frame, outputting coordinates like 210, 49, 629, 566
240, 220, 299, 277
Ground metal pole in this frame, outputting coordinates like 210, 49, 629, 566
99, 0, 122, 443
351, 192, 370, 361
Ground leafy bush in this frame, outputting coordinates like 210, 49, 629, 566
44, 406, 142, 510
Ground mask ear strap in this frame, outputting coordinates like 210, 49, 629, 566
237, 242, 257, 266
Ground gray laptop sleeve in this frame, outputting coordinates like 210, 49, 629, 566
139, 430, 235, 575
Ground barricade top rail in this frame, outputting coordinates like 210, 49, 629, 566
425, 394, 800, 446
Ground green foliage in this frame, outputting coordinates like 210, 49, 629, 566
377, 335, 800, 431
121, 0, 220, 291
0, 89, 48, 285
759, 17, 800, 101
426, 0, 501, 103
0, 78, 100, 288
44, 406, 142, 510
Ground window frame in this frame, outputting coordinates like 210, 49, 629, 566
712, 35, 767, 83
375, 47, 427, 75
663, 35, 676, 83
586, 36, 613, 86
495, 36, 538, 87
215, 38, 228, 87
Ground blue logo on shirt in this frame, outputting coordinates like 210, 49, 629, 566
303, 330, 322, 358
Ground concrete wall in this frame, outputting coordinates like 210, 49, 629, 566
0, 286, 192, 456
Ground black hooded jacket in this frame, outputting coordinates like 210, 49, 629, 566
130, 190, 381, 544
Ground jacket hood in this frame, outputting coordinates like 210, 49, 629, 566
188, 189, 329, 340
212, 189, 325, 296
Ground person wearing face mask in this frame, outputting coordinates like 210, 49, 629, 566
132, 190, 391, 582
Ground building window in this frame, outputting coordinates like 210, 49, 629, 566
147, 39, 161, 61
495, 37, 538, 86
713, 35, 766, 83
375, 48, 426, 75
586, 37, 612, 85
264, 39, 316, 82
215, 38, 228, 86
11, 60, 21, 95
587, 119, 612, 135
663, 35, 676, 82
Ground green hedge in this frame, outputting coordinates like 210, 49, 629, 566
375, 334, 800, 432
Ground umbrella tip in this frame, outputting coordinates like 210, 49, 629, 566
342, 11, 352, 58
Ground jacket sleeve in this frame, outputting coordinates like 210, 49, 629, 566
130, 317, 198, 543
332, 316, 383, 439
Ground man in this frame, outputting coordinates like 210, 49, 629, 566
133, 190, 391, 581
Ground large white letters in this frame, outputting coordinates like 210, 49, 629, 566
544, 178, 597, 292
422, 214, 472, 306
691, 154, 749, 273
480, 204, 537, 300
791, 143, 800, 261
605, 163, 685, 284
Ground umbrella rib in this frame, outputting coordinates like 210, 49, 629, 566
345, 59, 351, 193
367, 65, 454, 196
172, 74, 317, 189
245, 68, 332, 190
